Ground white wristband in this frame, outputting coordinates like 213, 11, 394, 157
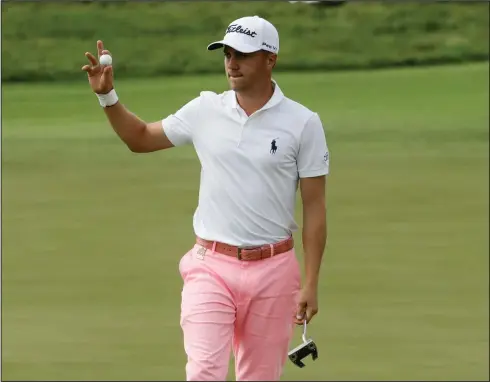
96, 89, 118, 107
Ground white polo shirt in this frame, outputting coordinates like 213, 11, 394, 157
162, 81, 329, 247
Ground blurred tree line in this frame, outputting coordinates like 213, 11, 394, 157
1, 1, 488, 82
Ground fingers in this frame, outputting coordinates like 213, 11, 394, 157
100, 65, 114, 90
85, 52, 98, 67
82, 41, 114, 92
81, 64, 97, 77
294, 303, 318, 325
82, 52, 99, 76
97, 40, 104, 57
305, 306, 318, 324
294, 303, 306, 325
102, 65, 113, 80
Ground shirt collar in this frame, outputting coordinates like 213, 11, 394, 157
229, 79, 284, 111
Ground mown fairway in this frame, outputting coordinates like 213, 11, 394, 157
2, 63, 489, 381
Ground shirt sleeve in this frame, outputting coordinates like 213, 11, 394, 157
161, 96, 201, 146
297, 113, 330, 178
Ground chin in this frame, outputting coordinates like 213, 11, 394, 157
228, 82, 240, 91
228, 78, 247, 92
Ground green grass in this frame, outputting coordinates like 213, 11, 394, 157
2, 63, 489, 381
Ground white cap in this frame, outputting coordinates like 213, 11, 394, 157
207, 16, 279, 54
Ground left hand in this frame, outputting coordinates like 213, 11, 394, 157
294, 285, 318, 325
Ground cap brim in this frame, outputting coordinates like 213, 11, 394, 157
207, 40, 260, 54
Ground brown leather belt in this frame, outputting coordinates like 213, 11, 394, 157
196, 236, 294, 261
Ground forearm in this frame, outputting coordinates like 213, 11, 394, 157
84, 43, 170, 153
302, 204, 327, 287
103, 101, 147, 150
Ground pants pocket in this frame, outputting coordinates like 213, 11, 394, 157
290, 251, 302, 288
179, 246, 196, 280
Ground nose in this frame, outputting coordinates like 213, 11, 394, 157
226, 55, 239, 70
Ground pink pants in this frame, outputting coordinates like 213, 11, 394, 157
178, 243, 301, 381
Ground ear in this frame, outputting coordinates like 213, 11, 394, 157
268, 53, 277, 69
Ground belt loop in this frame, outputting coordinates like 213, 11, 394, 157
269, 244, 274, 257
211, 241, 216, 255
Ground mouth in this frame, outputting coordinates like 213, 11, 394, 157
228, 73, 243, 79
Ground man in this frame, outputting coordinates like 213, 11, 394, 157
82, 15, 329, 381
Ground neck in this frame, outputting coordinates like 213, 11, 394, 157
236, 80, 275, 116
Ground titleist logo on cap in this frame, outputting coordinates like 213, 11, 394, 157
226, 24, 257, 38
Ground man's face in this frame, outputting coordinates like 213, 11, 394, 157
223, 46, 275, 91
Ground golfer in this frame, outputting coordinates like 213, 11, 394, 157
82, 15, 329, 381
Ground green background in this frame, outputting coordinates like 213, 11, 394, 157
1, 1, 489, 81
1, 1, 489, 381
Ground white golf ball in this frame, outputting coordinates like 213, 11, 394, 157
99, 54, 112, 66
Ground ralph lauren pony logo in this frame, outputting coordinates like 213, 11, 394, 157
270, 138, 279, 154
226, 24, 258, 38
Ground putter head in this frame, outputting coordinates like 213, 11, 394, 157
288, 338, 318, 368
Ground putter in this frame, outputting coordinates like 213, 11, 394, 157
288, 320, 318, 368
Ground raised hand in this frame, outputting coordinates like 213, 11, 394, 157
82, 40, 114, 95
